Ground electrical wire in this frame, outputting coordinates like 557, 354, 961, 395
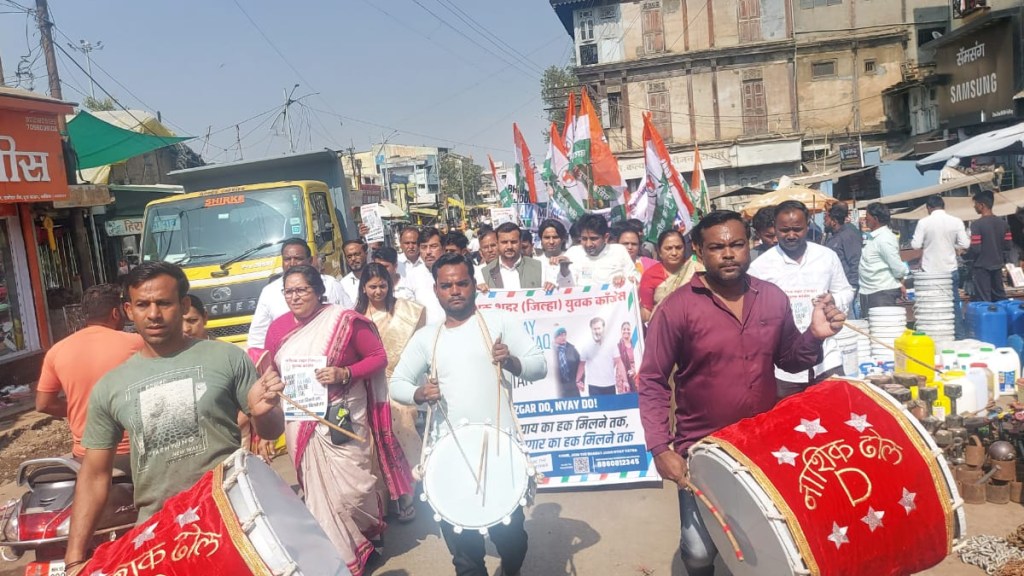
431, 0, 544, 75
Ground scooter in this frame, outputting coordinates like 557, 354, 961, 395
0, 457, 136, 576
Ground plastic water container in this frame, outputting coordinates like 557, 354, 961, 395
941, 349, 957, 370
966, 302, 990, 339
956, 352, 973, 371
1004, 302, 1024, 338
966, 363, 995, 412
896, 331, 935, 383
836, 329, 860, 377
990, 347, 1021, 396
977, 305, 1009, 348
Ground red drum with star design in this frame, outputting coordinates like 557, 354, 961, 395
80, 450, 350, 576
688, 379, 964, 576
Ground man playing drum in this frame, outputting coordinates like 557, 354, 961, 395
637, 211, 845, 576
391, 253, 547, 576
64, 262, 286, 575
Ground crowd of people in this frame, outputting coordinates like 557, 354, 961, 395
37, 190, 1015, 576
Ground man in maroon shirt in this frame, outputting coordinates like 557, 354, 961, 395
638, 210, 845, 576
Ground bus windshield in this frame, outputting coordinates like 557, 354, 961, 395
141, 186, 306, 267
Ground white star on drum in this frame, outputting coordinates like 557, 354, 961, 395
861, 507, 885, 532
795, 418, 827, 439
176, 506, 201, 528
899, 488, 917, 514
132, 522, 159, 550
771, 447, 799, 466
845, 413, 873, 433
827, 522, 849, 549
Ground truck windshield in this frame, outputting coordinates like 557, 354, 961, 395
141, 186, 306, 266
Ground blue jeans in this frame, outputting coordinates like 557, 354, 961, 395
953, 269, 964, 340
678, 489, 718, 576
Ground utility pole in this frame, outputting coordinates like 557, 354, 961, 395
235, 124, 243, 160
36, 0, 98, 291
36, 0, 62, 102
0, 53, 5, 87
67, 40, 102, 98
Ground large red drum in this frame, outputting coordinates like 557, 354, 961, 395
81, 450, 349, 575
688, 378, 964, 576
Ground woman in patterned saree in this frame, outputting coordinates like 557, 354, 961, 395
355, 263, 425, 523
264, 265, 412, 576
639, 229, 700, 323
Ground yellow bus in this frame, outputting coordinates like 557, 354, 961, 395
139, 180, 343, 344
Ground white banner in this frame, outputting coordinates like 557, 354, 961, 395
477, 285, 660, 487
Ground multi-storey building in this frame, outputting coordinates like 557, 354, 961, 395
549, 0, 952, 199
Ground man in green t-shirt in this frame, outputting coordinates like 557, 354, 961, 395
64, 262, 285, 574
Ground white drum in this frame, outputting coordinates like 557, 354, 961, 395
421, 423, 534, 533
221, 451, 352, 576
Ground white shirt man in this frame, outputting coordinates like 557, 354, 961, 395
247, 274, 352, 349
565, 243, 637, 286
498, 258, 523, 290
749, 242, 854, 388
340, 271, 360, 303
910, 203, 970, 274
578, 319, 621, 396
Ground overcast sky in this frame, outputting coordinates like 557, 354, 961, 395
0, 0, 572, 165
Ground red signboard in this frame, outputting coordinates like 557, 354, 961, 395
0, 107, 70, 203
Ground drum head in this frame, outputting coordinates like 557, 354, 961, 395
422, 424, 530, 531
689, 448, 802, 576
226, 454, 351, 576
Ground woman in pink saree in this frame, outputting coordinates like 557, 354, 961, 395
263, 265, 413, 576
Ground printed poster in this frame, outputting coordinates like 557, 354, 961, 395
360, 204, 386, 244
489, 207, 518, 227
281, 356, 328, 421
476, 285, 660, 487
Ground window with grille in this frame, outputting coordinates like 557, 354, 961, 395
864, 59, 877, 74
577, 10, 595, 42
607, 93, 623, 129
811, 60, 837, 79
642, 6, 665, 54
738, 0, 762, 43
742, 79, 768, 136
647, 87, 672, 140
580, 44, 599, 66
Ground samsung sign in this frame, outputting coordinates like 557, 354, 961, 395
935, 20, 1016, 127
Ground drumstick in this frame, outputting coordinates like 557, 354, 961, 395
275, 392, 366, 443
684, 480, 745, 562
477, 431, 489, 506
841, 321, 939, 375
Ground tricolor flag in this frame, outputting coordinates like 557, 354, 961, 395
542, 122, 587, 222
691, 144, 711, 217
513, 123, 541, 203
488, 154, 515, 208
629, 112, 694, 242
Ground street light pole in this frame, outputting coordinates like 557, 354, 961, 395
67, 39, 102, 99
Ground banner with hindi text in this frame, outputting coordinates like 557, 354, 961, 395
476, 285, 659, 488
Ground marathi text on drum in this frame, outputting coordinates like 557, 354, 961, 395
797, 433, 905, 510
0, 135, 51, 183
101, 525, 223, 576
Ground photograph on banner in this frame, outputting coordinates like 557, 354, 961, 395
476, 285, 659, 487
360, 204, 385, 244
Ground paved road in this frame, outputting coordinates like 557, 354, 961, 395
1, 454, 1020, 576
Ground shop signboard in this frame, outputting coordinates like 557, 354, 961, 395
934, 19, 1016, 127
104, 218, 145, 237
0, 108, 70, 203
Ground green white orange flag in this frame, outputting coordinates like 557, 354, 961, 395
488, 154, 515, 208
542, 122, 587, 221
628, 111, 694, 241
691, 144, 711, 217
513, 123, 540, 203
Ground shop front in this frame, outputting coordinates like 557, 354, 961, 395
0, 87, 74, 383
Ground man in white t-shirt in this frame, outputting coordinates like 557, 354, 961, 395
246, 239, 353, 350
911, 195, 969, 337
405, 227, 446, 324
339, 239, 367, 304
562, 214, 637, 287
397, 227, 425, 280
576, 317, 621, 396
748, 201, 854, 398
